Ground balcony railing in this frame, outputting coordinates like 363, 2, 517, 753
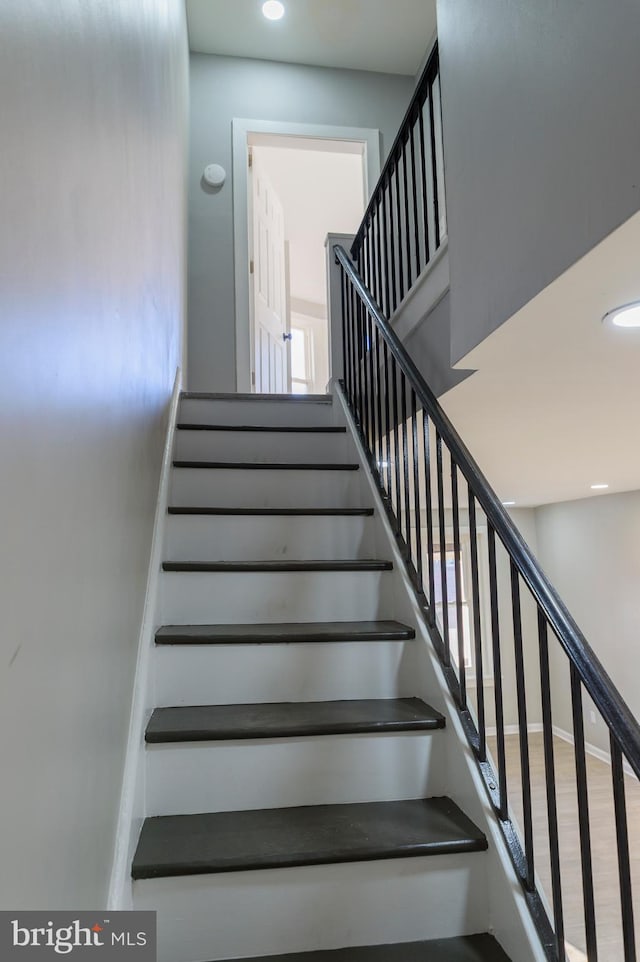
351, 42, 446, 319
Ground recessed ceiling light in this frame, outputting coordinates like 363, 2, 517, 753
502, 501, 516, 507
590, 483, 609, 490
262, 0, 285, 20
602, 301, 640, 328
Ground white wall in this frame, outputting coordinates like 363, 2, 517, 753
0, 0, 188, 908
534, 491, 640, 755
437, 0, 640, 365
254, 144, 365, 308
188, 54, 414, 392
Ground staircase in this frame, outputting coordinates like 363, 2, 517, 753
127, 391, 524, 962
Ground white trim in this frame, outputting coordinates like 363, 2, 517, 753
552, 725, 635, 779
232, 118, 382, 392
107, 369, 182, 909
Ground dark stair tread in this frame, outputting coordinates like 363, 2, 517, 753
162, 560, 393, 573
180, 392, 332, 403
173, 461, 359, 471
155, 621, 415, 645
131, 797, 488, 880
167, 507, 374, 517
219, 934, 512, 962
145, 697, 445, 743
177, 423, 346, 433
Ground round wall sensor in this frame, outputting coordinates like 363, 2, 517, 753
203, 164, 226, 188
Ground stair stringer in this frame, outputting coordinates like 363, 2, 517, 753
333, 384, 548, 962
107, 369, 182, 912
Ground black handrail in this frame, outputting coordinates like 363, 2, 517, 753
336, 243, 640, 780
335, 242, 640, 962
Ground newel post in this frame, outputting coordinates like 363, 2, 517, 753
325, 232, 355, 389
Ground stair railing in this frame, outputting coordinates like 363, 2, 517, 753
351, 42, 445, 317
334, 242, 640, 962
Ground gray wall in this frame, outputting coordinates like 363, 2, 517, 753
437, 0, 640, 365
188, 54, 414, 391
0, 0, 188, 907
534, 491, 640, 755
403, 292, 471, 398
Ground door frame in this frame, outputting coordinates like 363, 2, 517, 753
232, 118, 382, 393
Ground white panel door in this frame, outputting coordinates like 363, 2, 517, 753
251, 151, 289, 393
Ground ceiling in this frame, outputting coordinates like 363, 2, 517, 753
186, 0, 437, 76
440, 210, 640, 508
253, 140, 364, 306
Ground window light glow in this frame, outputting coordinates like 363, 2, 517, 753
603, 302, 640, 328
262, 1, 285, 20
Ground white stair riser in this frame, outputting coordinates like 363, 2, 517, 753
173, 430, 351, 463
180, 398, 335, 428
159, 570, 393, 624
133, 854, 488, 962
145, 733, 445, 815
153, 641, 412, 705
170, 468, 365, 509
164, 515, 375, 561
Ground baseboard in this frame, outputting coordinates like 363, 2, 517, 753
107, 368, 182, 909
552, 725, 635, 779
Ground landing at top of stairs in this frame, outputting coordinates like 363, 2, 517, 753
181, 392, 332, 403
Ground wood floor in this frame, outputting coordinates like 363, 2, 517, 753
487, 733, 640, 962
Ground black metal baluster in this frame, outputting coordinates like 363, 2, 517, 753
410, 119, 421, 276
411, 388, 423, 593
366, 311, 376, 459
487, 524, 508, 820
382, 339, 392, 500
391, 357, 402, 534
339, 269, 347, 392
374, 327, 384, 483
570, 665, 598, 961
510, 562, 535, 890
375, 205, 384, 313
340, 271, 351, 400
365, 220, 372, 294
427, 81, 441, 250
538, 614, 566, 961
381, 181, 391, 317
401, 138, 413, 289
349, 288, 359, 421
468, 489, 486, 760
435, 431, 449, 662
418, 100, 431, 264
363, 310, 374, 452
423, 413, 436, 621
354, 287, 364, 431
388, 169, 398, 313
451, 460, 466, 705
400, 371, 412, 559
611, 737, 636, 962
369, 217, 378, 307
394, 154, 405, 302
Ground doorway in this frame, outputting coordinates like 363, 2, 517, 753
232, 120, 381, 394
